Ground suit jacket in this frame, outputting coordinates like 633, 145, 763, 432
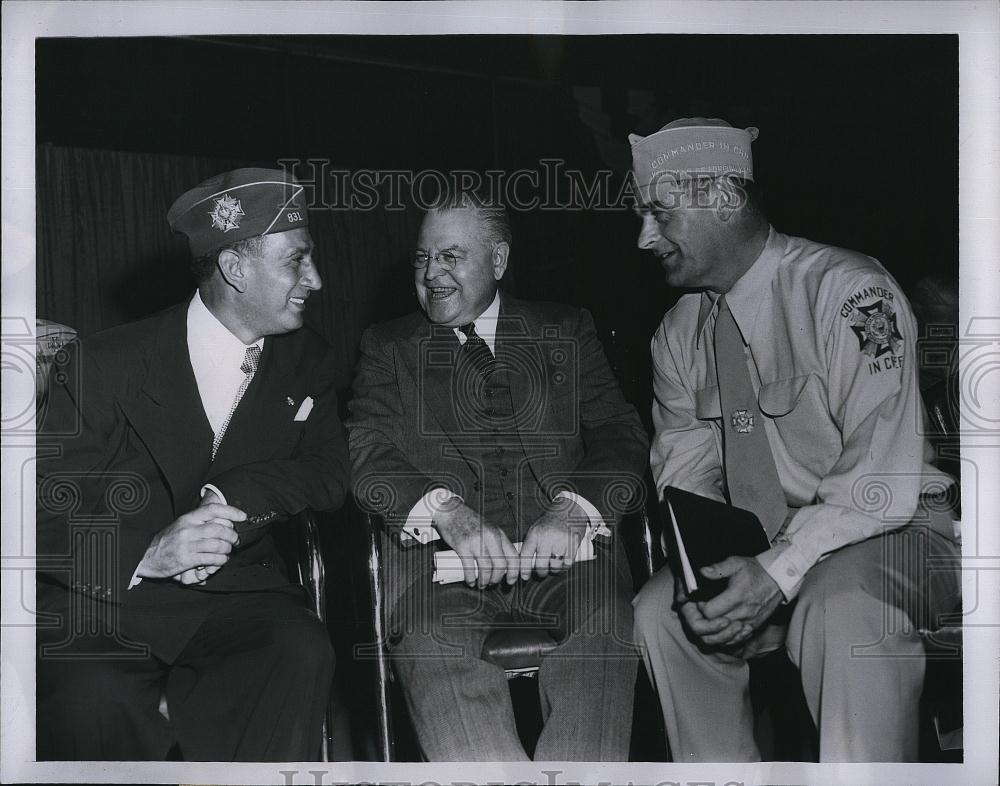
347, 294, 649, 610
36, 296, 349, 652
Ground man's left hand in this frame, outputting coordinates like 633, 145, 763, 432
182, 488, 239, 586
693, 555, 784, 646
519, 498, 588, 580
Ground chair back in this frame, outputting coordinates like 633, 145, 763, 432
922, 374, 960, 437
920, 373, 961, 488
35, 319, 77, 407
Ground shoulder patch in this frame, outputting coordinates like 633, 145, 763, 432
843, 295, 903, 358
840, 284, 905, 374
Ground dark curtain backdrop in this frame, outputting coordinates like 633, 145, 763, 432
36, 145, 423, 391
35, 36, 959, 425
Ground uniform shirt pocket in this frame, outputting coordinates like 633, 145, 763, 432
758, 374, 841, 476
758, 374, 812, 416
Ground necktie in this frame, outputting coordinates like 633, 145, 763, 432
458, 322, 495, 376
713, 296, 788, 540
212, 344, 261, 460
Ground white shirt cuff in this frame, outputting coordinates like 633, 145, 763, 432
200, 484, 226, 504
756, 540, 807, 601
402, 488, 461, 544
402, 490, 610, 545
554, 491, 611, 539
128, 564, 142, 589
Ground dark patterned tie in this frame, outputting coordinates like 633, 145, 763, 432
713, 296, 787, 540
212, 344, 261, 460
458, 322, 495, 375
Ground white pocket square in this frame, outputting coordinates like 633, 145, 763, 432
293, 396, 314, 421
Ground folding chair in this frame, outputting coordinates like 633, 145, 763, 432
363, 501, 661, 762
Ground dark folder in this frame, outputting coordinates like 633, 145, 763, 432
661, 486, 770, 601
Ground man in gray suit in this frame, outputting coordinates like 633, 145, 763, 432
347, 190, 647, 761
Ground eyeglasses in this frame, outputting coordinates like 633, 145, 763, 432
412, 250, 462, 270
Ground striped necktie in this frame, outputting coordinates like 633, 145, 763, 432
458, 322, 495, 375
713, 296, 788, 540
212, 344, 261, 460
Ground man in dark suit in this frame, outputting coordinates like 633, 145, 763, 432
36, 168, 349, 761
348, 191, 648, 761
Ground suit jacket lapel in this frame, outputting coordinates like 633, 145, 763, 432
120, 303, 213, 514
399, 319, 464, 438
494, 296, 540, 423
398, 317, 489, 481
494, 296, 549, 490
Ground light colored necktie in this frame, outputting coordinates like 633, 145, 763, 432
713, 296, 788, 540
212, 344, 261, 460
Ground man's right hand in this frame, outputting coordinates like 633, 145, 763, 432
137, 503, 245, 583
673, 573, 750, 649
433, 499, 519, 588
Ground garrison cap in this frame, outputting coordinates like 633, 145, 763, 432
628, 117, 758, 204
167, 167, 308, 257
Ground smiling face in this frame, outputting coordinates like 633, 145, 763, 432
635, 174, 768, 293
239, 228, 322, 338
414, 208, 508, 327
635, 199, 734, 290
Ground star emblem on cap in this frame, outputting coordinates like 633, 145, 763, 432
731, 409, 754, 434
208, 193, 245, 233
849, 300, 903, 358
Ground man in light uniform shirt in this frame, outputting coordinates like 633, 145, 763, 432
629, 118, 960, 761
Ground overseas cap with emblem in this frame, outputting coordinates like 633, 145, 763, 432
628, 117, 759, 205
167, 167, 309, 257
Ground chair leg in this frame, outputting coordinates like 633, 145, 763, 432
320, 718, 330, 762
374, 664, 395, 761
366, 514, 396, 761
299, 510, 338, 762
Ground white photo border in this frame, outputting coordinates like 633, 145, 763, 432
3, 2, 998, 785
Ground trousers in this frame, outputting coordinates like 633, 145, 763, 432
633, 520, 961, 762
389, 539, 638, 761
36, 585, 334, 761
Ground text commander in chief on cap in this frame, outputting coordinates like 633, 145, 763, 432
628, 118, 961, 761
36, 168, 349, 761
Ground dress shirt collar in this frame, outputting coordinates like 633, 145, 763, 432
696, 225, 784, 347
453, 290, 501, 355
187, 289, 264, 367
